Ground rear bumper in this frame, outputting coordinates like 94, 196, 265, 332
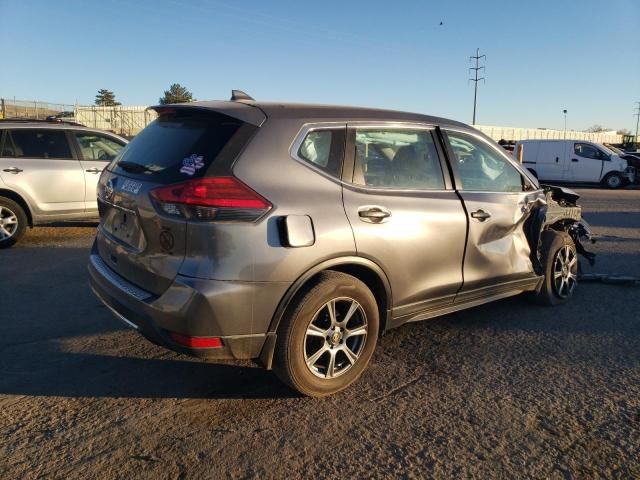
88, 249, 289, 360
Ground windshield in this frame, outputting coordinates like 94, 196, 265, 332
605, 144, 623, 155
598, 143, 616, 156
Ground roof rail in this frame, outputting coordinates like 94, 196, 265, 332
0, 118, 83, 127
230, 90, 255, 102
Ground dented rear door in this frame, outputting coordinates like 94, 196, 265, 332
442, 129, 542, 294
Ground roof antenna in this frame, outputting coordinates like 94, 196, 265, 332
231, 90, 255, 102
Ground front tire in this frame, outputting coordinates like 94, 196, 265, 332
274, 271, 379, 397
603, 172, 623, 189
0, 197, 27, 248
536, 230, 578, 305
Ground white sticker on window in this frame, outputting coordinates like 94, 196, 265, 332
180, 154, 204, 175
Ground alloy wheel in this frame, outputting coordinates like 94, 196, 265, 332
304, 297, 368, 379
553, 244, 578, 298
0, 206, 18, 241
607, 175, 622, 188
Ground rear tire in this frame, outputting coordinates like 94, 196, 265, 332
0, 197, 27, 249
274, 271, 379, 397
536, 230, 578, 306
602, 172, 623, 189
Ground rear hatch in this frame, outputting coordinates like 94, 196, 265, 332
95, 106, 262, 295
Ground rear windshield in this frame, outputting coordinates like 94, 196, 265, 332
110, 110, 257, 183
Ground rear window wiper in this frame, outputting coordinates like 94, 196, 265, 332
117, 161, 155, 174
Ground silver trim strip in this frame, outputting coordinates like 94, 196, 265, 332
90, 254, 152, 301
90, 285, 139, 330
98, 197, 137, 215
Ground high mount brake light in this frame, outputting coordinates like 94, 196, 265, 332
150, 177, 272, 221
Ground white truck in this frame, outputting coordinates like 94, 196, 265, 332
513, 139, 635, 189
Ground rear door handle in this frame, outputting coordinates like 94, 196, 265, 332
571, 158, 579, 162
86, 167, 102, 174
2, 167, 23, 174
470, 209, 491, 221
358, 206, 391, 223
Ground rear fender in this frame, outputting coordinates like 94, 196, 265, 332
258, 256, 392, 369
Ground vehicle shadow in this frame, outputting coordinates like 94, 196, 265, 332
0, 246, 295, 400
0, 344, 294, 400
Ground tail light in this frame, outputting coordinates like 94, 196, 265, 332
150, 177, 272, 221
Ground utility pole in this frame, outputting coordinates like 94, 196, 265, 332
634, 101, 640, 144
469, 48, 486, 125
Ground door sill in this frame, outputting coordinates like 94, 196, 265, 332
388, 276, 542, 329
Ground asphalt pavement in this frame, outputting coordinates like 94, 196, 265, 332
1, 187, 639, 479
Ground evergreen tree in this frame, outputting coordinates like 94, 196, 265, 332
159, 84, 194, 104
95, 89, 121, 106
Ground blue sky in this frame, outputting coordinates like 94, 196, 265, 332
1, 0, 639, 131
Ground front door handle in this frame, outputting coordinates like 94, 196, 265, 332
86, 167, 102, 174
571, 158, 579, 162
2, 167, 23, 174
358, 206, 391, 223
470, 209, 491, 221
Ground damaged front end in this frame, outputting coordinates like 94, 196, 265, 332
524, 185, 596, 276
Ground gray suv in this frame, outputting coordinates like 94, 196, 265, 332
88, 92, 594, 397
0, 120, 127, 247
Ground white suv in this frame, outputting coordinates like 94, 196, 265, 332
0, 120, 128, 247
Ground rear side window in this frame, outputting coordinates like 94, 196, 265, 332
111, 111, 257, 183
353, 128, 445, 190
297, 129, 345, 178
2, 129, 73, 159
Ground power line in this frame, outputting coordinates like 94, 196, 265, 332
633, 101, 640, 142
469, 48, 486, 125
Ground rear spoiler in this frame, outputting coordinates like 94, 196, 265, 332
148, 98, 266, 127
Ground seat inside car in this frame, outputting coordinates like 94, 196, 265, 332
392, 144, 440, 189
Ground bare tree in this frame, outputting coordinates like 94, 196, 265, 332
585, 125, 610, 133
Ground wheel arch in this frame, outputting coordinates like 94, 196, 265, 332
258, 256, 393, 369
0, 188, 33, 227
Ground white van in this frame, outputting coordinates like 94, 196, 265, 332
513, 140, 635, 189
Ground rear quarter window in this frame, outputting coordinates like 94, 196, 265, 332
296, 128, 345, 178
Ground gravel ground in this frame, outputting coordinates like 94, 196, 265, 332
1, 187, 639, 479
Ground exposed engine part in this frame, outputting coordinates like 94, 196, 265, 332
531, 185, 597, 271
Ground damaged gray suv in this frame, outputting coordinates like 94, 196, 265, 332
89, 91, 594, 397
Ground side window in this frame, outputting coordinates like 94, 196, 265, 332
5, 129, 73, 159
574, 143, 600, 160
353, 128, 445, 190
297, 129, 345, 178
75, 132, 125, 161
446, 131, 524, 192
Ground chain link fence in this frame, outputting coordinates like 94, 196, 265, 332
0, 98, 156, 137
0, 98, 75, 121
